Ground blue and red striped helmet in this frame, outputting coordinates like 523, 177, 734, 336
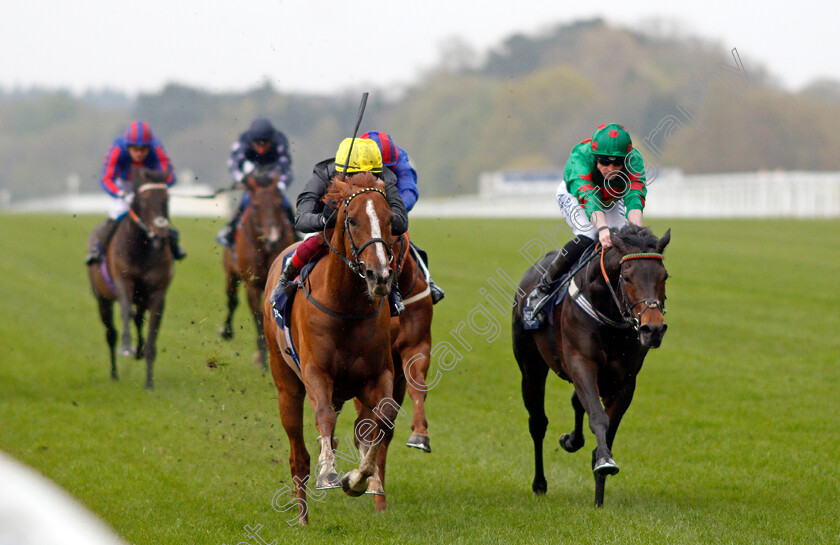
124, 121, 153, 147
361, 131, 399, 167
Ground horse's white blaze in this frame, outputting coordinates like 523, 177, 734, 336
152, 216, 169, 229
366, 200, 387, 267
269, 226, 280, 243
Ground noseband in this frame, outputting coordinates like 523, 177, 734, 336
600, 248, 666, 332
127, 183, 169, 239
324, 187, 394, 278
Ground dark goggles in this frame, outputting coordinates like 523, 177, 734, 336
596, 156, 624, 167
252, 139, 272, 147
128, 145, 150, 152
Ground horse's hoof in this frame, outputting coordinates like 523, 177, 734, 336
365, 476, 385, 496
219, 326, 233, 340
315, 470, 342, 490
593, 457, 620, 476
119, 347, 133, 357
560, 433, 584, 453
532, 480, 547, 495
340, 469, 368, 497
406, 433, 431, 453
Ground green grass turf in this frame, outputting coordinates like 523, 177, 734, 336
1, 214, 838, 544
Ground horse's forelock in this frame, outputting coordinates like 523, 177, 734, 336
323, 172, 383, 206
615, 224, 659, 252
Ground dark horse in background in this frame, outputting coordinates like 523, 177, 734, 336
220, 167, 295, 370
512, 225, 671, 506
263, 172, 400, 526
88, 167, 175, 390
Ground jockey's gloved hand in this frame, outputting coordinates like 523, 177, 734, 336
320, 211, 337, 228
242, 160, 255, 175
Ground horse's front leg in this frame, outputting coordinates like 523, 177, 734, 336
142, 289, 167, 390
400, 332, 432, 453
559, 391, 586, 453
220, 264, 239, 340
567, 355, 618, 477
342, 370, 397, 498
303, 369, 340, 490
115, 278, 136, 357
592, 377, 638, 507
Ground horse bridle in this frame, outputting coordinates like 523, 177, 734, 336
127, 183, 169, 239
323, 187, 394, 278
598, 247, 666, 332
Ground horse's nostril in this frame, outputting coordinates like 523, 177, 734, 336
639, 324, 653, 335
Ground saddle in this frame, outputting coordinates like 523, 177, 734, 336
270, 256, 317, 374
521, 244, 599, 331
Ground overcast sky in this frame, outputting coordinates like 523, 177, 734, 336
2, 0, 837, 96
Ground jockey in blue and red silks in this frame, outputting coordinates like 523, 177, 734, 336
359, 130, 443, 304
85, 120, 186, 265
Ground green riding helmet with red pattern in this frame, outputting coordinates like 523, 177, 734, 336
590, 123, 633, 158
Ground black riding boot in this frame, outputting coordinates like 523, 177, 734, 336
278, 259, 301, 296
168, 228, 187, 260
85, 218, 119, 265
389, 284, 405, 317
428, 278, 445, 304
523, 236, 593, 326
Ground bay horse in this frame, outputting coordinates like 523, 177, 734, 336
263, 172, 399, 526
512, 225, 670, 506
220, 168, 295, 370
87, 167, 175, 390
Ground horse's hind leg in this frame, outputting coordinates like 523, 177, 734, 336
519, 355, 550, 495
560, 392, 586, 453
277, 368, 311, 525
134, 299, 146, 360
98, 297, 118, 380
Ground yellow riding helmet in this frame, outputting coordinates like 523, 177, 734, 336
334, 138, 383, 174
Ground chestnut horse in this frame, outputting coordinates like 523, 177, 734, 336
88, 167, 175, 390
390, 235, 434, 453
263, 172, 399, 526
220, 168, 295, 369
512, 225, 670, 506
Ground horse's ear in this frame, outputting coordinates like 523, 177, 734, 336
656, 229, 671, 254
609, 230, 631, 254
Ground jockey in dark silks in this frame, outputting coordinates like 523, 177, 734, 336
523, 123, 647, 328
275, 137, 410, 315
85, 120, 186, 265
216, 118, 296, 247
360, 130, 444, 304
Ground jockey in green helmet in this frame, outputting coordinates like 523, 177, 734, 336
522, 123, 647, 328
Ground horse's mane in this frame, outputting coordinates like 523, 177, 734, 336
613, 224, 659, 251
323, 171, 381, 206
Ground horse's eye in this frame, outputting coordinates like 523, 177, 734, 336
664, 272, 670, 280
621, 274, 631, 284
348, 217, 356, 227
